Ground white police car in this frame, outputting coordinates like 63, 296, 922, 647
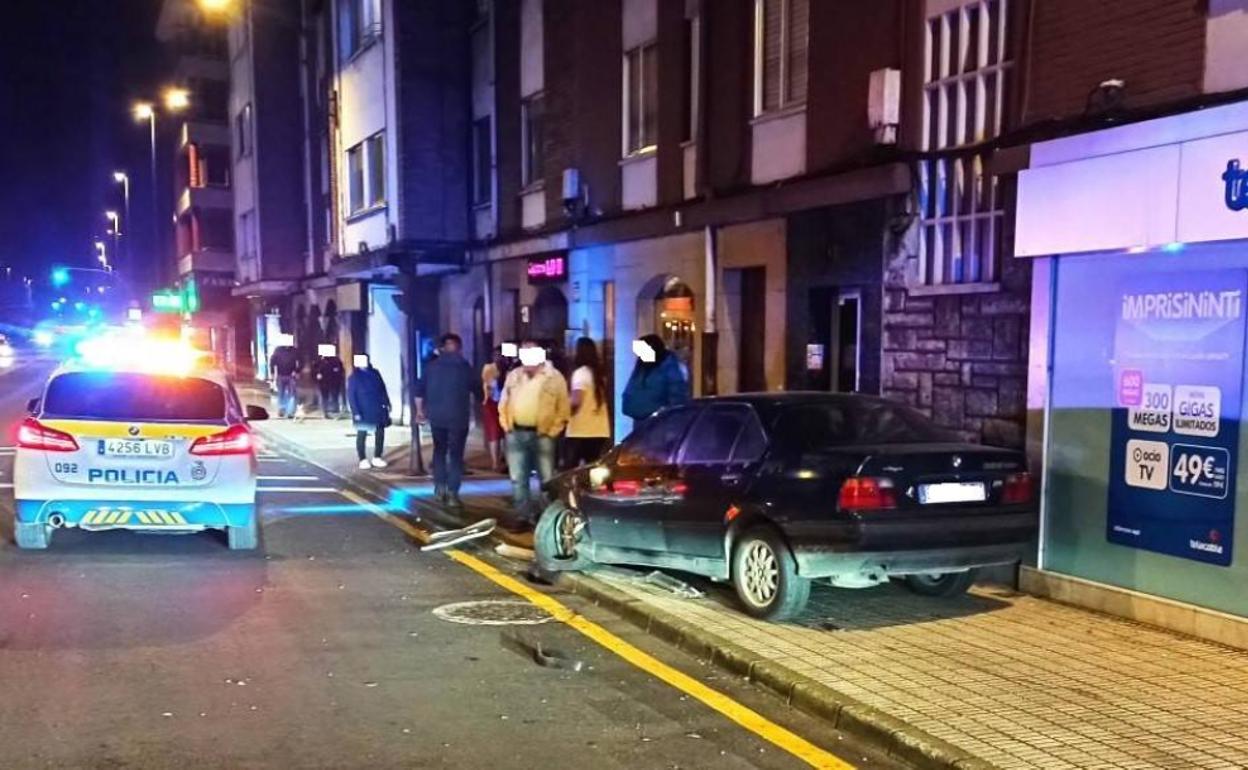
13, 333, 267, 550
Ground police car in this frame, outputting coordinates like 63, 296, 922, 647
13, 332, 268, 550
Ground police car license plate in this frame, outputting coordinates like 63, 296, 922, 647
918, 482, 986, 504
99, 439, 175, 458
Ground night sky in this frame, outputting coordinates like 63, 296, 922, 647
0, 1, 164, 278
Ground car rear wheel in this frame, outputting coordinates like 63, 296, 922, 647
227, 512, 260, 551
731, 528, 810, 621
14, 521, 51, 550
903, 570, 976, 597
533, 501, 590, 576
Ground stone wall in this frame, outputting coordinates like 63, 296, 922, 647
882, 227, 1032, 449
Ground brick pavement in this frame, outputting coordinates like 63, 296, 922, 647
591, 572, 1248, 769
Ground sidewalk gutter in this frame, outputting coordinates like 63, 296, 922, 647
254, 425, 995, 770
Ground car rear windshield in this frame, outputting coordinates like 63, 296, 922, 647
772, 401, 959, 452
43, 372, 227, 422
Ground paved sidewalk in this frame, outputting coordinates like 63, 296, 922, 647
241, 403, 1248, 770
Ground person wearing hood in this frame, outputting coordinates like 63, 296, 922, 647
621, 334, 690, 422
347, 353, 391, 470
415, 333, 477, 509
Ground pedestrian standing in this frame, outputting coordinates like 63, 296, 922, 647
564, 337, 611, 469
270, 343, 300, 419
498, 340, 570, 528
621, 333, 690, 422
347, 353, 391, 470
480, 346, 507, 472
315, 345, 346, 418
415, 334, 477, 509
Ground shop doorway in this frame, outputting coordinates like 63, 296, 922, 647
640, 276, 696, 375
831, 290, 861, 393
531, 286, 569, 348
736, 267, 766, 393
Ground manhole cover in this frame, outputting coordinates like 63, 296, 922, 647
432, 600, 554, 626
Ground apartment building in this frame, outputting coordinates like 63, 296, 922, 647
226, 0, 308, 378
156, 0, 243, 369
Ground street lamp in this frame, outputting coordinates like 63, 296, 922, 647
196, 0, 234, 13
113, 171, 130, 273
164, 87, 191, 112
105, 211, 121, 270
94, 240, 110, 271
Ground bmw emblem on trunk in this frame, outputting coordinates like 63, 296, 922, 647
128, 425, 141, 437
952, 455, 963, 469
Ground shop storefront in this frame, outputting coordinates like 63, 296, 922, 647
1017, 100, 1248, 644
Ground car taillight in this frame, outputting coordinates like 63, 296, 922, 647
838, 477, 897, 512
17, 418, 79, 453
1001, 472, 1034, 505
190, 424, 254, 456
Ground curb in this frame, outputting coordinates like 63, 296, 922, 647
253, 424, 996, 770
559, 572, 998, 770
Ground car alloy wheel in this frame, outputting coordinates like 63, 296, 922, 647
742, 540, 780, 607
556, 508, 584, 559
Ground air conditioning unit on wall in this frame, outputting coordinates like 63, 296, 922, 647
868, 68, 902, 145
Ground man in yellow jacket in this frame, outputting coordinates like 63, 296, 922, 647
499, 340, 571, 528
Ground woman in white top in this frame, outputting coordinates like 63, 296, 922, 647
564, 337, 612, 468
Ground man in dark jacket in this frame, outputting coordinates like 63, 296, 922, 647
270, 344, 301, 418
415, 333, 477, 509
347, 353, 391, 469
315, 346, 346, 418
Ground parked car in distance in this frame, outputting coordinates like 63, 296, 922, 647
535, 393, 1037, 620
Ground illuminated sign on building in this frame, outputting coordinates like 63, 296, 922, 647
1225, 159, 1248, 212
527, 254, 567, 284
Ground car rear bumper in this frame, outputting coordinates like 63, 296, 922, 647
15, 499, 254, 531
792, 541, 1031, 579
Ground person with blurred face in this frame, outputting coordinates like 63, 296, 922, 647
565, 337, 611, 469
347, 353, 391, 470
480, 345, 509, 472
498, 340, 570, 528
415, 333, 477, 509
270, 340, 300, 418
621, 333, 690, 422
314, 344, 346, 418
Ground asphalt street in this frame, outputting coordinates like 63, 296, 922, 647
0, 355, 905, 770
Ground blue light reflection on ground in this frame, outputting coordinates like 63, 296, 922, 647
265, 478, 514, 517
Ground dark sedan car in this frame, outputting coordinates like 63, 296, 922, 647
535, 393, 1037, 620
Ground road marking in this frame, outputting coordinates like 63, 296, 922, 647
258, 475, 321, 481
337, 489, 852, 770
257, 486, 342, 494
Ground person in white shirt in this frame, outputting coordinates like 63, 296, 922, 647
564, 337, 612, 469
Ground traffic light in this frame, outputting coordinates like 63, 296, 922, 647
51, 268, 70, 287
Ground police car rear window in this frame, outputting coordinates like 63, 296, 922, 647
43, 373, 226, 422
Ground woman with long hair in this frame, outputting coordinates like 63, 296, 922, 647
480, 346, 508, 472
565, 337, 611, 468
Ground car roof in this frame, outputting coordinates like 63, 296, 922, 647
49, 359, 231, 387
693, 391, 900, 415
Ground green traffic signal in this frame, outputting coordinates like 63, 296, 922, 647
51, 268, 70, 287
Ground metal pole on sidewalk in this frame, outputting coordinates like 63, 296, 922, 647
401, 268, 426, 477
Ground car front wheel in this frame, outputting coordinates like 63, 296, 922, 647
731, 528, 810, 621
903, 570, 976, 597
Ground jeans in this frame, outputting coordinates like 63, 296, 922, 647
277, 375, 298, 417
431, 424, 469, 494
356, 426, 385, 460
506, 429, 557, 517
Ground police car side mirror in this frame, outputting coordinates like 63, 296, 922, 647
246, 405, 270, 422
25, 398, 39, 415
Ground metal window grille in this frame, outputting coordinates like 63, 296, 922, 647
917, 0, 1011, 286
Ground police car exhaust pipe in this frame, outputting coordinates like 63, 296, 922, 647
48, 514, 66, 529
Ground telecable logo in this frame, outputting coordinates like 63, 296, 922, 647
1224, 159, 1248, 212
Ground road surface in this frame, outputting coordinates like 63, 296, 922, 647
0, 355, 903, 769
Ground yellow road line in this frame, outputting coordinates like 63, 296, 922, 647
337, 490, 853, 770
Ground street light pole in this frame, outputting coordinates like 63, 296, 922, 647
113, 171, 130, 275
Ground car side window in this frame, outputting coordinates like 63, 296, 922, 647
730, 409, 768, 464
617, 407, 698, 467
679, 407, 746, 465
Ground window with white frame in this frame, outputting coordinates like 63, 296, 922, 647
346, 131, 386, 214
917, 0, 1012, 286
338, 0, 382, 63
753, 0, 808, 116
623, 41, 658, 155
521, 94, 545, 187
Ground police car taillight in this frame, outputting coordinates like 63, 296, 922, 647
190, 424, 253, 456
17, 418, 79, 453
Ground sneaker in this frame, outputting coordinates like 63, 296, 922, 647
370, 457, 388, 469
446, 492, 463, 510
358, 459, 371, 470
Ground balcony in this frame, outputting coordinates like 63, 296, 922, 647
177, 185, 232, 215
181, 121, 230, 148
178, 247, 234, 278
